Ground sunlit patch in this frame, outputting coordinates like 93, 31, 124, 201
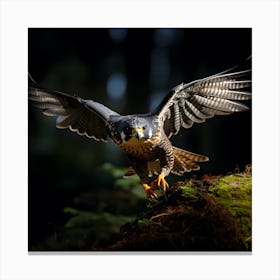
107, 72, 127, 100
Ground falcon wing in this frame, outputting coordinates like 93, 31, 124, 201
153, 67, 251, 138
28, 74, 119, 141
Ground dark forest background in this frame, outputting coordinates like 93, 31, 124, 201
28, 28, 251, 250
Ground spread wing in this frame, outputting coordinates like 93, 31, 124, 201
153, 68, 251, 138
28, 74, 119, 141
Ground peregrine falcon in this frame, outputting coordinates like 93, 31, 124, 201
28, 63, 251, 199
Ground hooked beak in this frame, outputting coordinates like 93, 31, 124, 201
132, 127, 144, 140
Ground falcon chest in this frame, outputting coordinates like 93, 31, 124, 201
119, 137, 156, 159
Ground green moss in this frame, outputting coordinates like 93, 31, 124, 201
180, 181, 199, 198
174, 173, 252, 249
209, 174, 252, 249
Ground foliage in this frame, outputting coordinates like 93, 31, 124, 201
30, 163, 146, 251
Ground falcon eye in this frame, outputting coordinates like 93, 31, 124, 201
123, 126, 132, 135
142, 126, 146, 130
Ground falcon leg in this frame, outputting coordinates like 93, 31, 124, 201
142, 183, 158, 199
151, 173, 169, 192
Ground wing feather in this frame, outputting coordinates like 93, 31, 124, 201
28, 74, 119, 141
153, 64, 251, 138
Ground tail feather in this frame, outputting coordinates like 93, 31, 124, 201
171, 147, 208, 175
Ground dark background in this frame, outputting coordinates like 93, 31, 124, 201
28, 28, 251, 250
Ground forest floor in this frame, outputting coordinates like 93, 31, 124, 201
30, 165, 251, 252
97, 165, 252, 251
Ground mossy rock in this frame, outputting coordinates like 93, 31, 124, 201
101, 172, 252, 251
208, 174, 252, 249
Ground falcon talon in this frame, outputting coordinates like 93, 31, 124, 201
158, 174, 169, 189
28, 59, 251, 200
143, 183, 158, 199
151, 173, 169, 193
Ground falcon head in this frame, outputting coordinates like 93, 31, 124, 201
110, 115, 153, 144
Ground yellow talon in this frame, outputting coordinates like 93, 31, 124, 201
143, 183, 158, 199
152, 173, 169, 192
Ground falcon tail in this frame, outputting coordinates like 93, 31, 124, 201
171, 147, 209, 175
